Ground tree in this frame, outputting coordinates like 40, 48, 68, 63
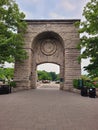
37, 70, 60, 81
0, 68, 14, 80
77, 0, 98, 78
56, 74, 60, 81
37, 70, 52, 80
0, 0, 27, 64
49, 72, 57, 81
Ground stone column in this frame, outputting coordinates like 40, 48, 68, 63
14, 49, 32, 89
30, 66, 37, 89
63, 48, 81, 91
30, 51, 37, 89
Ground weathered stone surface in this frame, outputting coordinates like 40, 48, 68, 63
14, 19, 81, 90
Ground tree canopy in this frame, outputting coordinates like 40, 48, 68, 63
0, 0, 27, 64
78, 0, 98, 78
37, 70, 59, 81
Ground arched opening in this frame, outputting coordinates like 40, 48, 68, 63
31, 31, 64, 90
37, 63, 60, 89
33, 31, 64, 49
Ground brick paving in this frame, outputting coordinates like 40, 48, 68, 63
0, 86, 98, 130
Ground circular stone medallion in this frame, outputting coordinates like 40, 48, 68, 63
41, 39, 57, 56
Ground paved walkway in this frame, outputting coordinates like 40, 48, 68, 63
0, 87, 98, 130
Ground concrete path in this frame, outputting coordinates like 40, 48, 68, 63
0, 88, 98, 130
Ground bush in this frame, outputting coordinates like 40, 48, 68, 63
73, 79, 79, 89
73, 76, 98, 89
92, 77, 98, 88
73, 79, 85, 89
9, 81, 16, 88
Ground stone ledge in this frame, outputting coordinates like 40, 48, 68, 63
24, 19, 80, 24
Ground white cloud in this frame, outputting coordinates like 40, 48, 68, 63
60, 0, 76, 11
31, 0, 40, 3
37, 63, 60, 74
15, 0, 41, 11
18, 0, 40, 4
49, 12, 65, 19
23, 10, 34, 19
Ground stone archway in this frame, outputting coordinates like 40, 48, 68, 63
14, 19, 81, 91
31, 31, 64, 89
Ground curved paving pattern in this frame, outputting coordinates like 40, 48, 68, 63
0, 89, 98, 130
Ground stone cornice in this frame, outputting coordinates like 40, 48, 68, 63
24, 19, 80, 24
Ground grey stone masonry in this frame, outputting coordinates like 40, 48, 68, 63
14, 19, 81, 91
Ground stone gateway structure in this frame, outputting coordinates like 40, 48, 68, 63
14, 19, 81, 91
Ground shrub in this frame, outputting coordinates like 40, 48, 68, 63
9, 81, 16, 88
92, 77, 98, 88
73, 79, 79, 89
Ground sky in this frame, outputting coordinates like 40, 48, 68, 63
11, 0, 90, 74
15, 0, 90, 20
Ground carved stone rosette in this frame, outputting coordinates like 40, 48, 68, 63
40, 39, 57, 56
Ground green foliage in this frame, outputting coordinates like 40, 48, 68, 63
78, 0, 98, 77
38, 70, 52, 80
9, 81, 16, 88
93, 77, 98, 81
49, 72, 58, 81
92, 77, 98, 88
81, 75, 91, 81
0, 68, 14, 80
81, 75, 98, 88
0, 0, 27, 64
85, 81, 94, 88
73, 74, 98, 89
56, 74, 60, 81
37, 70, 59, 81
73, 79, 79, 89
